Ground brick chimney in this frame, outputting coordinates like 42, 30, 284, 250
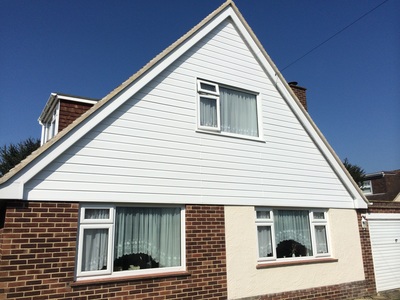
289, 82, 307, 111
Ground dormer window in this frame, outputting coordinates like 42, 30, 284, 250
41, 102, 60, 145
197, 80, 259, 138
38, 93, 98, 145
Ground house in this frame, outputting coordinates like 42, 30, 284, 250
0, 1, 376, 299
361, 169, 400, 201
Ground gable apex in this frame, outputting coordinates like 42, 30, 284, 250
0, 1, 367, 209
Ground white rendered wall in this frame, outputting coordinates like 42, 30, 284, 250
224, 206, 365, 299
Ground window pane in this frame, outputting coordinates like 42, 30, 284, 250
82, 228, 109, 271
85, 208, 110, 219
258, 226, 273, 257
200, 97, 217, 128
256, 211, 270, 219
114, 207, 181, 272
361, 180, 372, 194
220, 87, 258, 137
313, 212, 325, 220
315, 226, 328, 254
274, 210, 313, 258
200, 82, 217, 93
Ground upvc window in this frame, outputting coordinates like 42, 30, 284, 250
256, 208, 329, 262
77, 204, 185, 280
197, 79, 259, 137
361, 180, 373, 195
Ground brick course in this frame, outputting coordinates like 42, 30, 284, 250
0, 202, 227, 300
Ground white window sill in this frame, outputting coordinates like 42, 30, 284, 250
256, 257, 338, 269
72, 270, 190, 286
196, 129, 265, 143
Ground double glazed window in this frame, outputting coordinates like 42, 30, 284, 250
197, 80, 259, 137
361, 180, 373, 195
77, 205, 184, 279
256, 209, 329, 262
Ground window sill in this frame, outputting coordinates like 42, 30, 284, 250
195, 129, 265, 143
256, 258, 338, 269
71, 271, 190, 287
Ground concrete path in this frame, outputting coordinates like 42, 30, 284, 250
353, 289, 400, 300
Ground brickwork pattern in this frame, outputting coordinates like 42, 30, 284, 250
289, 84, 307, 111
58, 100, 93, 132
0, 201, 227, 300
355, 201, 400, 299
368, 171, 400, 201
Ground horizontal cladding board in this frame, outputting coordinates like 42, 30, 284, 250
189, 46, 262, 73
64, 139, 330, 174
90, 124, 322, 161
181, 52, 265, 80
31, 166, 344, 194
27, 178, 349, 200
45, 158, 339, 187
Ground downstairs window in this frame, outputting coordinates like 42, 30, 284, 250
77, 205, 185, 280
256, 209, 330, 262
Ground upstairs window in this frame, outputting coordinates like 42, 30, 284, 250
197, 80, 259, 137
256, 209, 330, 262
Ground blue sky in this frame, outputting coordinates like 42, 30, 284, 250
0, 0, 399, 173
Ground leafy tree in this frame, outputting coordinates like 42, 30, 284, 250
0, 138, 40, 177
342, 158, 366, 187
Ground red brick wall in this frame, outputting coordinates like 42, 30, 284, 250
355, 201, 400, 298
58, 100, 94, 132
368, 171, 400, 201
289, 83, 307, 111
0, 201, 227, 300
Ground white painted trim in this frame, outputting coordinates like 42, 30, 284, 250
366, 213, 400, 220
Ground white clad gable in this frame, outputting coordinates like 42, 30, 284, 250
4, 3, 367, 209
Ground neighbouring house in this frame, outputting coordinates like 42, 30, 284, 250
361, 169, 400, 201
1, 1, 380, 299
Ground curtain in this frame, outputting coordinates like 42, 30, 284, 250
315, 225, 328, 254
200, 97, 217, 128
81, 209, 110, 271
258, 226, 273, 257
220, 87, 258, 136
274, 210, 313, 256
114, 207, 181, 268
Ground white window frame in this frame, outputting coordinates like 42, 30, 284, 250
255, 208, 330, 263
361, 180, 373, 195
196, 79, 261, 139
41, 102, 60, 145
76, 204, 186, 281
